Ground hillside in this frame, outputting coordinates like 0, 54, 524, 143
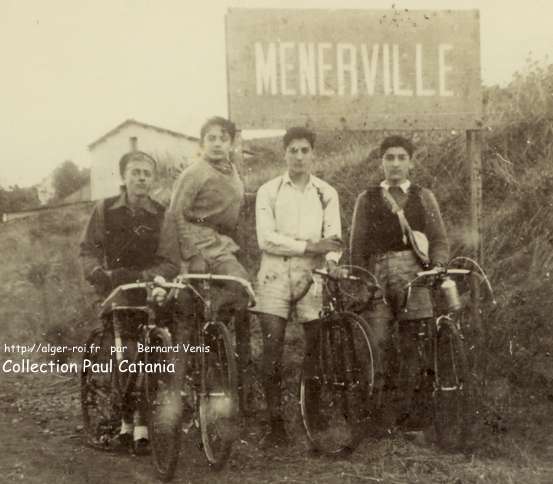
1, 63, 553, 463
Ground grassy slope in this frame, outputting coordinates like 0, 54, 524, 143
2, 64, 553, 457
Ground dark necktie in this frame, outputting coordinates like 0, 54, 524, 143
388, 186, 404, 208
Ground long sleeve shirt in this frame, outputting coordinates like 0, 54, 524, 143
168, 158, 244, 261
256, 173, 342, 263
79, 192, 178, 282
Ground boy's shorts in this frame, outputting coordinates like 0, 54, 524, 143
251, 253, 324, 323
369, 250, 433, 322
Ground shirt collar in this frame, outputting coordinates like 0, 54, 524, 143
204, 156, 234, 175
380, 180, 411, 193
108, 191, 158, 214
283, 171, 315, 189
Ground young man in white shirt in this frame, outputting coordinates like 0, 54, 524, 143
253, 127, 342, 447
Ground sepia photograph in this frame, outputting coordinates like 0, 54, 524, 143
1, 0, 553, 482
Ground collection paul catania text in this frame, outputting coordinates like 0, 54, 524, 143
1, 343, 210, 374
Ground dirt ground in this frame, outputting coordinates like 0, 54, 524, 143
2, 368, 553, 484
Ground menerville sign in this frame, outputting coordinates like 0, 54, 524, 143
226, 9, 482, 130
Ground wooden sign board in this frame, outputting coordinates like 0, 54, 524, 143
226, 8, 482, 130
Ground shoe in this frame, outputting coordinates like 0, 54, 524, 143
133, 438, 151, 456
110, 433, 133, 453
260, 421, 290, 449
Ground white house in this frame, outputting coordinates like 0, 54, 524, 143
37, 173, 55, 205
89, 119, 200, 200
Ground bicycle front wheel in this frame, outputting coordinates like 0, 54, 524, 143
198, 320, 239, 470
81, 327, 119, 450
432, 315, 471, 451
146, 326, 183, 482
300, 311, 377, 456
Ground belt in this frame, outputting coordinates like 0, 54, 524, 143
375, 249, 414, 262
185, 216, 235, 237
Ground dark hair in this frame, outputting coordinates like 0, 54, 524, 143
200, 116, 237, 143
283, 127, 316, 149
380, 135, 414, 158
118, 151, 156, 177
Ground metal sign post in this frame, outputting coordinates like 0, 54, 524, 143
467, 128, 484, 378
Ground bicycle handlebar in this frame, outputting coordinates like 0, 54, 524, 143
406, 267, 471, 289
416, 267, 471, 278
173, 273, 256, 304
312, 268, 361, 282
99, 274, 256, 315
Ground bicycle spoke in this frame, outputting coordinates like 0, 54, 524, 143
301, 312, 376, 456
432, 317, 471, 451
81, 328, 120, 450
199, 321, 238, 469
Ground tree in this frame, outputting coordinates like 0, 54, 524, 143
0, 185, 40, 213
51, 160, 89, 202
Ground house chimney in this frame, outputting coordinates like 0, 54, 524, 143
130, 137, 138, 152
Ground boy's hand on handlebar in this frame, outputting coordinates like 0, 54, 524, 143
326, 260, 348, 279
89, 266, 111, 293
431, 264, 447, 275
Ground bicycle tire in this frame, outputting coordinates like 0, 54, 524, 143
81, 327, 120, 450
146, 326, 184, 482
198, 320, 239, 470
432, 315, 471, 451
300, 311, 377, 456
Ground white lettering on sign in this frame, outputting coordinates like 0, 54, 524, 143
299, 43, 316, 95
415, 44, 436, 96
255, 42, 277, 95
337, 43, 358, 96
254, 41, 456, 97
279, 42, 296, 95
438, 43, 454, 96
361, 44, 379, 95
317, 42, 334, 96
392, 44, 413, 96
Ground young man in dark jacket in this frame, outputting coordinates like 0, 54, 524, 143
80, 150, 172, 454
350, 135, 449, 431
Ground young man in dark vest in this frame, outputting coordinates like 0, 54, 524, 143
349, 135, 449, 432
80, 150, 171, 454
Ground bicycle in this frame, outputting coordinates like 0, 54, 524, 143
145, 274, 256, 482
400, 261, 493, 451
80, 282, 173, 452
299, 266, 380, 457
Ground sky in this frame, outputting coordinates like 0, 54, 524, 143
0, 0, 552, 188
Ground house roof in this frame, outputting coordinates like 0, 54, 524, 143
88, 119, 199, 150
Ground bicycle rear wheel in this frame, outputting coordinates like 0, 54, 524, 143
146, 326, 183, 482
198, 321, 239, 470
300, 311, 376, 456
432, 315, 471, 451
81, 327, 119, 450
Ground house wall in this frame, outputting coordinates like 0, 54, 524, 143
90, 124, 199, 200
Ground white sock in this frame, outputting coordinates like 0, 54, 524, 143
134, 425, 148, 441
120, 421, 133, 435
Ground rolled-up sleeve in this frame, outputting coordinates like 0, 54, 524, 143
255, 183, 307, 256
79, 202, 105, 282
322, 186, 342, 263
